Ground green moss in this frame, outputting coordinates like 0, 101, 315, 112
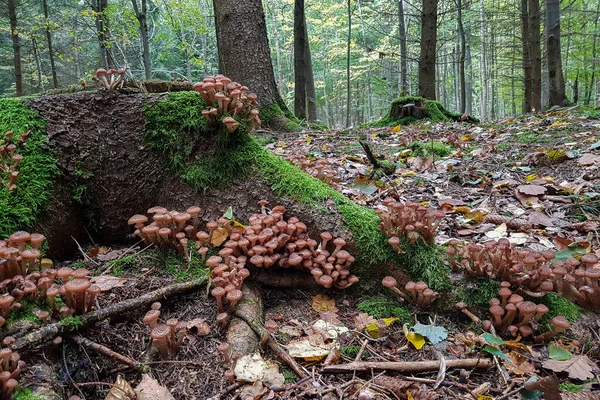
154, 248, 209, 282
402, 243, 451, 291
282, 369, 298, 384
341, 345, 371, 359
13, 388, 44, 400
370, 96, 463, 127
454, 278, 501, 309
537, 293, 583, 326
61, 315, 84, 329
0, 98, 59, 236
105, 255, 137, 277
358, 296, 411, 323
559, 382, 583, 392
410, 140, 454, 158
260, 101, 303, 132
5, 298, 43, 328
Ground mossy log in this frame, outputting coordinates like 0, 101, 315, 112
374, 96, 478, 127
0, 91, 449, 289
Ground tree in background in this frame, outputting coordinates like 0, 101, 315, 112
418, 0, 437, 99
294, 0, 307, 119
7, 0, 23, 96
546, 0, 566, 107
131, 0, 152, 79
522, 0, 541, 112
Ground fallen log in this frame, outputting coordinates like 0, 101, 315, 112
12, 279, 204, 351
321, 358, 491, 374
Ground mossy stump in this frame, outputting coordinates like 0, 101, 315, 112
373, 96, 478, 127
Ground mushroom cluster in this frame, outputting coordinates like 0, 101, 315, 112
376, 198, 445, 249
92, 68, 125, 90
0, 347, 24, 399
480, 282, 570, 343
207, 252, 247, 323
192, 74, 261, 133
0, 130, 28, 192
447, 239, 600, 309
233, 200, 359, 290
286, 155, 340, 186
142, 302, 186, 360
0, 231, 50, 280
381, 276, 439, 308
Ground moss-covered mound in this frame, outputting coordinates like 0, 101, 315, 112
372, 96, 471, 127
0, 99, 58, 237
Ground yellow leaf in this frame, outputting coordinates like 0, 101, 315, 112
525, 174, 538, 181
407, 391, 415, 400
392, 125, 401, 132
211, 227, 229, 246
543, 176, 555, 183
277, 141, 287, 147
403, 171, 417, 177
306, 136, 311, 145
455, 206, 471, 214
231, 218, 246, 229
403, 323, 425, 350
550, 121, 569, 128
418, 201, 430, 206
366, 318, 398, 338
322, 144, 329, 151
311, 294, 338, 313
465, 209, 487, 222
477, 395, 493, 400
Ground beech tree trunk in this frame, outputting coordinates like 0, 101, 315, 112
584, 1, 599, 105
479, 0, 487, 118
42, 0, 58, 88
294, 0, 307, 119
213, 0, 285, 111
398, 0, 408, 96
546, 0, 566, 107
457, 0, 466, 113
304, 15, 318, 122
92, 0, 115, 69
419, 0, 438, 100
131, 0, 152, 80
346, 0, 351, 127
529, 0, 542, 111
521, 0, 532, 112
8, 0, 23, 96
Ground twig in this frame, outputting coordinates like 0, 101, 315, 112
75, 382, 115, 388
233, 309, 307, 378
72, 236, 100, 268
69, 334, 141, 370
434, 351, 446, 389
355, 339, 369, 362
495, 385, 525, 400
321, 358, 491, 374
12, 279, 205, 351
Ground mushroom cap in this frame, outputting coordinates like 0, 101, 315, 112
264, 319, 278, 331
10, 231, 31, 244
72, 268, 91, 279
143, 309, 161, 324
551, 316, 571, 330
536, 304, 549, 315
174, 212, 191, 223
217, 342, 230, 353
128, 214, 149, 225
30, 233, 45, 245
319, 275, 333, 287
64, 278, 92, 293
498, 287, 512, 298
489, 305, 505, 316
223, 116, 236, 126
211, 287, 226, 298
508, 294, 524, 305
405, 281, 416, 291
414, 281, 428, 292
517, 301, 538, 315
381, 276, 397, 288
518, 325, 533, 337
456, 302, 468, 310
96, 68, 108, 76
217, 312, 229, 323
333, 238, 346, 247
186, 206, 201, 216
226, 289, 243, 303
581, 253, 599, 265
151, 302, 162, 310
151, 324, 171, 340
147, 206, 168, 215
56, 266, 74, 279
320, 232, 333, 242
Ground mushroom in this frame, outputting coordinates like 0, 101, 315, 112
260, 319, 278, 348
534, 316, 570, 343
381, 276, 408, 301
455, 302, 481, 323
226, 289, 243, 311
217, 342, 231, 364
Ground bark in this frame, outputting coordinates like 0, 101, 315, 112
465, 39, 473, 116
304, 13, 318, 122
8, 0, 23, 96
131, 0, 152, 80
479, 0, 487, 118
266, 1, 284, 93
398, 0, 408, 96
346, 0, 351, 127
418, 0, 438, 100
213, 0, 285, 113
92, 0, 114, 69
457, 0, 466, 113
42, 0, 58, 88
584, 1, 600, 105
294, 0, 307, 119
529, 0, 542, 111
227, 283, 261, 361
12, 279, 204, 350
321, 358, 492, 374
546, 0, 566, 107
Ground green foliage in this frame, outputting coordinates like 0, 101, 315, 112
371, 96, 463, 127
61, 315, 84, 329
454, 278, 501, 309
410, 140, 454, 158
5, 298, 43, 328
105, 255, 137, 277
149, 247, 209, 282
260, 101, 303, 132
340, 345, 371, 359
282, 369, 298, 384
13, 388, 44, 400
0, 99, 58, 236
401, 242, 451, 291
358, 296, 411, 322
537, 293, 583, 326
559, 382, 583, 392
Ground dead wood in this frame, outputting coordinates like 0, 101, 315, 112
227, 283, 261, 361
11, 279, 204, 351
69, 334, 141, 369
233, 308, 308, 378
320, 358, 491, 374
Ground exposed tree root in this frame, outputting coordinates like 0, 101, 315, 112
227, 283, 262, 361
24, 363, 63, 400
321, 358, 491, 374
12, 279, 204, 351
233, 309, 308, 378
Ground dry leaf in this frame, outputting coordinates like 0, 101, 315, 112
578, 153, 600, 166
541, 354, 597, 381
354, 313, 376, 331
234, 353, 284, 386
514, 189, 541, 207
517, 184, 547, 196
504, 352, 535, 376
372, 376, 419, 399
280, 325, 303, 337
106, 374, 136, 400
90, 275, 128, 291
311, 294, 338, 313
419, 156, 434, 172
135, 374, 175, 400
528, 211, 554, 226
239, 381, 268, 400
319, 311, 341, 324
211, 227, 229, 246
186, 318, 210, 336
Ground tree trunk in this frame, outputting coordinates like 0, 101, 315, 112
522, 0, 532, 112
294, 0, 307, 120
398, 0, 408, 95
32, 37, 44, 92
266, 1, 284, 93
42, 0, 58, 88
457, 0, 466, 113
213, 0, 291, 127
304, 16, 318, 122
479, 0, 487, 118
8, 0, 23, 96
584, 1, 600, 105
346, 0, 351, 127
546, 0, 566, 107
92, 0, 114, 69
465, 32, 473, 116
131, 0, 152, 80
418, 0, 438, 100
529, 0, 542, 111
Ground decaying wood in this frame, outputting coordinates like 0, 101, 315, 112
233, 309, 308, 379
321, 358, 491, 374
227, 283, 261, 361
251, 271, 319, 289
69, 334, 140, 369
12, 279, 204, 351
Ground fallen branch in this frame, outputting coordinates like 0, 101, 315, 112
321, 358, 491, 374
12, 279, 204, 351
69, 334, 141, 370
233, 309, 308, 378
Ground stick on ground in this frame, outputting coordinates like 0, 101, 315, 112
321, 358, 491, 374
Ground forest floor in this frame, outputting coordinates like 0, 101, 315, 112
16, 107, 600, 400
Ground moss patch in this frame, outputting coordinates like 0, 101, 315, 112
537, 292, 583, 326
13, 388, 44, 400
260, 100, 303, 132
358, 295, 411, 323
454, 278, 501, 309
410, 140, 454, 158
0, 98, 58, 237
371, 96, 464, 127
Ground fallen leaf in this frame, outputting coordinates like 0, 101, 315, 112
234, 353, 284, 386
286, 335, 335, 360
412, 323, 447, 345
135, 374, 175, 400
504, 352, 535, 375
366, 318, 398, 338
514, 189, 542, 207
354, 313, 376, 332
548, 344, 573, 361
578, 153, 600, 166
186, 318, 210, 336
239, 381, 268, 400
517, 184, 547, 196
107, 374, 137, 400
311, 294, 338, 313
482, 333, 504, 345
90, 275, 128, 291
280, 325, 303, 338
542, 354, 597, 381
312, 319, 348, 339
419, 156, 434, 172
403, 324, 425, 350
528, 211, 554, 226
483, 345, 510, 361
211, 227, 229, 246
319, 311, 341, 325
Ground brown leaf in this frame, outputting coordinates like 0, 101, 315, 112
239, 381, 268, 400
542, 354, 597, 381
354, 313, 376, 331
504, 352, 536, 376
186, 318, 210, 336
372, 376, 419, 399
517, 184, 547, 196
523, 375, 561, 400
311, 294, 338, 313
419, 156, 434, 172
90, 275, 128, 291
514, 189, 541, 207
457, 228, 475, 236
211, 227, 229, 246
571, 221, 600, 233
578, 153, 600, 166
106, 374, 136, 400
319, 311, 341, 325
135, 374, 175, 400
527, 211, 555, 227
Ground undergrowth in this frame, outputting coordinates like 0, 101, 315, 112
0, 98, 58, 236
13, 388, 43, 400
370, 96, 463, 127
454, 278, 501, 309
358, 296, 411, 323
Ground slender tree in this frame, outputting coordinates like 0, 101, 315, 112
7, 0, 23, 96
131, 0, 152, 79
346, 0, 351, 126
304, 20, 318, 122
546, 0, 566, 106
92, 0, 115, 68
397, 0, 408, 95
294, 0, 307, 119
42, 0, 58, 88
456, 0, 466, 113
418, 0, 438, 99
